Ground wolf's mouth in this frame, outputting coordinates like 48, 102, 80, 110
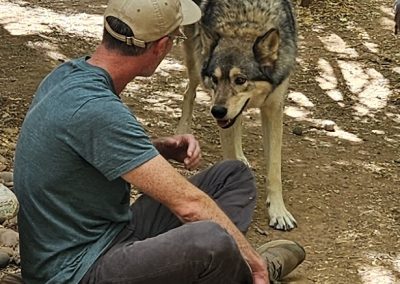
216, 99, 250, 129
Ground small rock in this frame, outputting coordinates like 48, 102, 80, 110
0, 246, 19, 265
0, 184, 19, 221
0, 228, 19, 247
0, 229, 20, 265
372, 130, 385, 135
0, 172, 13, 187
0, 172, 13, 182
323, 121, 336, 132
0, 251, 10, 268
292, 126, 303, 136
2, 216, 18, 228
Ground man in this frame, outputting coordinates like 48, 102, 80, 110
12, 0, 305, 283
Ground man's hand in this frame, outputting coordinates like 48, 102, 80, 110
252, 266, 269, 284
153, 134, 201, 170
246, 251, 270, 284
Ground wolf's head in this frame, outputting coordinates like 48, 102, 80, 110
200, 27, 285, 128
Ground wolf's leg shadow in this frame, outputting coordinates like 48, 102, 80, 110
261, 78, 297, 231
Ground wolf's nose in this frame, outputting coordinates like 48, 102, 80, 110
211, 106, 227, 119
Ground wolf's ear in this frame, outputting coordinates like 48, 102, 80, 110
253, 29, 280, 67
200, 24, 220, 57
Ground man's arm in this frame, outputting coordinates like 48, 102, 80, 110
122, 155, 269, 283
152, 134, 201, 170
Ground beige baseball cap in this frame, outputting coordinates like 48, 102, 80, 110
104, 0, 201, 48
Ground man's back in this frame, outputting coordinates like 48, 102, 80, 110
14, 57, 157, 283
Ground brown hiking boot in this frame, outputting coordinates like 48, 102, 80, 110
256, 240, 306, 282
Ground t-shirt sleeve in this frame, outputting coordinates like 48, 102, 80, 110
66, 96, 159, 180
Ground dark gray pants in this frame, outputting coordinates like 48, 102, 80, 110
81, 160, 257, 284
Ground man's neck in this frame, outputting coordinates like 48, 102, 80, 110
87, 45, 149, 95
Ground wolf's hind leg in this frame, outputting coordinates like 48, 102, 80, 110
176, 26, 202, 134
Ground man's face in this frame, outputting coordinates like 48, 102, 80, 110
139, 35, 174, 77
139, 27, 186, 77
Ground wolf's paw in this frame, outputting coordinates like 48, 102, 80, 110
267, 200, 297, 231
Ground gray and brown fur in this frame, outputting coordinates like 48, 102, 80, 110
177, 0, 298, 230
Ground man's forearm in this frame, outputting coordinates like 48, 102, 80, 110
122, 155, 265, 277
176, 189, 263, 273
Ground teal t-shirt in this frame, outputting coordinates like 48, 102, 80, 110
14, 57, 159, 283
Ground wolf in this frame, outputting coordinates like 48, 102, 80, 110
176, 0, 298, 230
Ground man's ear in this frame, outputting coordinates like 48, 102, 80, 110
253, 29, 280, 68
151, 36, 171, 56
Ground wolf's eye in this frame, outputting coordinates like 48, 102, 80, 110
234, 76, 247, 85
211, 75, 218, 84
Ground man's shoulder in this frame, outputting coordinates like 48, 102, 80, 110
71, 91, 127, 117
41, 56, 114, 94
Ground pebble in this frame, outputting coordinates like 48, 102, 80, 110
292, 126, 303, 136
2, 216, 18, 228
317, 120, 336, 132
0, 172, 13, 187
0, 228, 20, 265
0, 251, 10, 268
0, 155, 6, 172
324, 122, 336, 132
0, 228, 19, 247
0, 184, 19, 221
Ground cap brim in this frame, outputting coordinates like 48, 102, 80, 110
180, 0, 201, 26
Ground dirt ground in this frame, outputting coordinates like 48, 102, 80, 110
0, 0, 399, 283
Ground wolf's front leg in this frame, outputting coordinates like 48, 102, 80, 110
261, 81, 297, 231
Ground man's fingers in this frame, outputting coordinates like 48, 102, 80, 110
185, 136, 200, 158
184, 153, 201, 170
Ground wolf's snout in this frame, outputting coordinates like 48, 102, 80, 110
211, 105, 227, 119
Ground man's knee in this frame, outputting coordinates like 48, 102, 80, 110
218, 160, 256, 191
176, 221, 251, 282
184, 221, 241, 260
219, 160, 254, 177
218, 159, 248, 171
